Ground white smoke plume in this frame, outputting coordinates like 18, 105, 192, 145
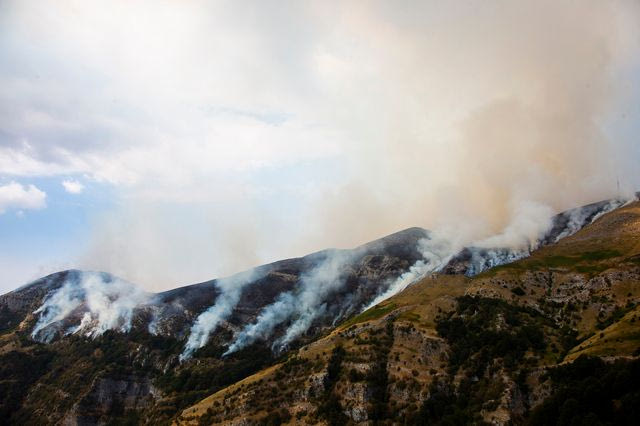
222, 292, 297, 356
31, 271, 149, 342
180, 268, 267, 360
146, 305, 163, 335
473, 201, 555, 251
365, 196, 637, 308
364, 234, 459, 311
463, 248, 530, 278
550, 199, 629, 244
271, 251, 356, 351
31, 279, 84, 342
224, 250, 356, 356
223, 194, 635, 353
359, 201, 559, 312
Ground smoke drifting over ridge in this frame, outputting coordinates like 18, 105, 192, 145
0, 1, 639, 291
364, 198, 630, 311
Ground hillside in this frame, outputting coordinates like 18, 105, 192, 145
0, 227, 431, 424
176, 201, 640, 425
0, 198, 638, 425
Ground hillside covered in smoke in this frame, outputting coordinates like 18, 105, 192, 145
0, 196, 637, 424
4, 198, 626, 357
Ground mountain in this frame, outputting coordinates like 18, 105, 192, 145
1, 226, 432, 424
0, 198, 637, 425
4, 226, 430, 348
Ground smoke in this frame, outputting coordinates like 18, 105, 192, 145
364, 234, 459, 310
223, 250, 356, 356
365, 196, 636, 307
463, 248, 530, 278
216, 195, 637, 355
473, 201, 555, 250
222, 292, 296, 356
293, 0, 640, 261
552, 199, 631, 243
363, 200, 552, 310
31, 271, 149, 342
180, 267, 268, 360
271, 250, 356, 351
28, 197, 637, 352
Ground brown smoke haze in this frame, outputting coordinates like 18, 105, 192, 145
298, 0, 640, 251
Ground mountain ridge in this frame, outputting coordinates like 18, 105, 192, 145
1, 197, 638, 425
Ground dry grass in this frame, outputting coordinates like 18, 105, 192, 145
565, 305, 640, 362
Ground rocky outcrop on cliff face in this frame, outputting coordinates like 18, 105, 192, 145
61, 375, 160, 426
176, 312, 453, 425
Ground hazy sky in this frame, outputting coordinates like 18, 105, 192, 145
1, 0, 639, 293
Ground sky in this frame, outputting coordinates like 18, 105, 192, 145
1, 0, 639, 294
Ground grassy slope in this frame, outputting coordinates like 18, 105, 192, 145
467, 201, 640, 359
565, 305, 640, 361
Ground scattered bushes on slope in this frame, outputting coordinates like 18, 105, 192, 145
529, 355, 640, 425
157, 343, 275, 410
416, 296, 552, 424
367, 320, 394, 421
315, 345, 348, 426
436, 296, 547, 374
0, 348, 54, 423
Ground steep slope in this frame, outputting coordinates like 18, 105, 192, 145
178, 201, 640, 425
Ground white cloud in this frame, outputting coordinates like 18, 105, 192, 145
0, 181, 46, 214
62, 179, 84, 194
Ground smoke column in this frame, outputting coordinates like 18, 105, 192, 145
224, 250, 356, 356
271, 250, 357, 351
292, 0, 640, 267
180, 268, 265, 360
31, 271, 149, 342
363, 233, 459, 311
